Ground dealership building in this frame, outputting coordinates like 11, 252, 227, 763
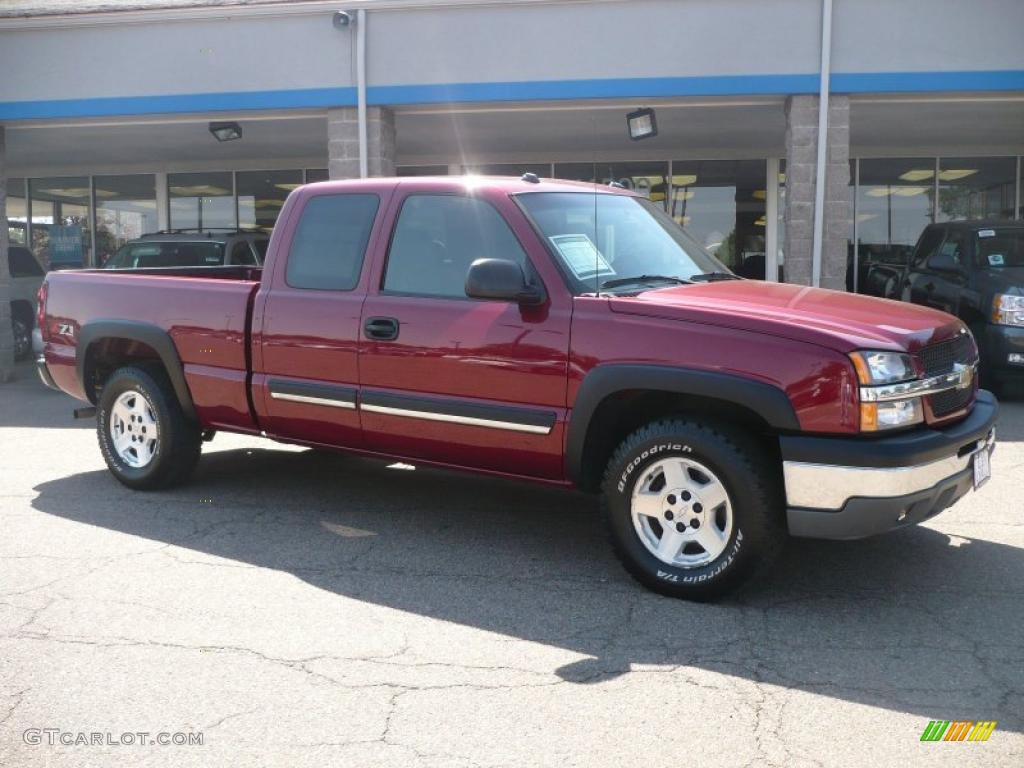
1, 0, 1023, 289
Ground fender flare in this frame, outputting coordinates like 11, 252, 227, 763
565, 364, 800, 487
77, 320, 197, 420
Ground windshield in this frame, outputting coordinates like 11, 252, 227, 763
103, 241, 226, 269
516, 192, 731, 293
975, 228, 1024, 268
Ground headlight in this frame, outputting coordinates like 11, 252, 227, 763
992, 294, 1024, 326
849, 350, 915, 385
850, 350, 923, 432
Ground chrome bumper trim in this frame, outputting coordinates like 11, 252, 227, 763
784, 429, 995, 510
269, 391, 355, 409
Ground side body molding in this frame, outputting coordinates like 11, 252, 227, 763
565, 364, 800, 487
76, 320, 197, 420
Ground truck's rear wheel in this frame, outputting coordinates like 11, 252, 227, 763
602, 419, 784, 601
97, 365, 201, 489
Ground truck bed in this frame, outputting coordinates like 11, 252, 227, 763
42, 268, 262, 432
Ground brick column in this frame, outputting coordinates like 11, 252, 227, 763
783, 94, 852, 291
0, 126, 15, 382
327, 106, 396, 180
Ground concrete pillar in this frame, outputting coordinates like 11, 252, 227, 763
327, 106, 396, 180
783, 94, 852, 291
0, 126, 15, 382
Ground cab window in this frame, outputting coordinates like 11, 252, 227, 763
383, 194, 529, 298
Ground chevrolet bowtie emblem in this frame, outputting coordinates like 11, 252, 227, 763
952, 362, 974, 390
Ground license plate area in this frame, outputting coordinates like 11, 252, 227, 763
972, 447, 992, 490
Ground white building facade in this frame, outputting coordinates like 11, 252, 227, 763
1, 0, 1023, 289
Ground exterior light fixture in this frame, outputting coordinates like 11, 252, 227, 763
626, 108, 657, 141
209, 121, 242, 142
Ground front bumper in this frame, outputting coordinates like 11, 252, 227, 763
782, 390, 998, 539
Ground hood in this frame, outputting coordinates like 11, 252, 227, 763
609, 281, 964, 354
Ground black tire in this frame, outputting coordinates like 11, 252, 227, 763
601, 418, 785, 601
12, 318, 31, 361
97, 364, 202, 490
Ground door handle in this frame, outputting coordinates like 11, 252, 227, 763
364, 316, 399, 341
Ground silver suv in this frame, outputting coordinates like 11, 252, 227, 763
102, 229, 269, 269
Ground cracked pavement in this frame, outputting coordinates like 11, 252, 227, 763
1, 362, 1022, 767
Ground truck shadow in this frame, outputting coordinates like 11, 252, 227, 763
31, 446, 1024, 734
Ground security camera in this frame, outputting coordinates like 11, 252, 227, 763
333, 11, 352, 28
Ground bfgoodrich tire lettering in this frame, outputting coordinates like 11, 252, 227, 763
602, 419, 784, 600
97, 365, 201, 490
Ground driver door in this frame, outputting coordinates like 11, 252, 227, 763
357, 186, 572, 480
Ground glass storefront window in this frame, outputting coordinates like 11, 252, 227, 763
667, 160, 767, 278
6, 178, 28, 246
29, 177, 93, 270
396, 165, 449, 177
937, 156, 1016, 221
853, 158, 935, 282
237, 170, 302, 232
94, 174, 157, 266
305, 169, 329, 183
168, 172, 235, 230
554, 162, 669, 209
465, 163, 551, 178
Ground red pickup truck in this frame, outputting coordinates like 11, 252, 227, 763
37, 176, 998, 600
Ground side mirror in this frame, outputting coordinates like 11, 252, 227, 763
465, 258, 544, 305
927, 251, 964, 274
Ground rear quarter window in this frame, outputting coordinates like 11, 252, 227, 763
975, 228, 1024, 268
286, 194, 380, 290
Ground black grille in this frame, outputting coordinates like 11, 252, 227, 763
917, 333, 977, 417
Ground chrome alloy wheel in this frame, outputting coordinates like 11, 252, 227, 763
630, 456, 734, 568
109, 390, 160, 468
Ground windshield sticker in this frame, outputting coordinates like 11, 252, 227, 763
978, 229, 996, 238
549, 234, 615, 281
988, 253, 1005, 266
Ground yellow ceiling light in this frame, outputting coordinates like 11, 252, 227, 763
754, 216, 767, 227
671, 174, 698, 186
673, 189, 696, 201
170, 185, 230, 196
673, 215, 691, 226
898, 169, 934, 182
752, 190, 767, 200
36, 187, 92, 199
255, 199, 284, 208
865, 187, 893, 197
856, 213, 879, 223
892, 186, 930, 197
274, 183, 303, 192
938, 169, 978, 181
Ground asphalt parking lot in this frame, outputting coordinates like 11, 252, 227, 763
1, 362, 1022, 767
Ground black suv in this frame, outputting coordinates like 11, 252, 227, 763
102, 229, 269, 270
899, 220, 1024, 391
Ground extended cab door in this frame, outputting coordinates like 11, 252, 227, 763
357, 184, 572, 480
903, 226, 945, 306
252, 184, 392, 446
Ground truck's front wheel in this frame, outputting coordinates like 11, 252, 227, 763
97, 365, 201, 490
602, 419, 784, 601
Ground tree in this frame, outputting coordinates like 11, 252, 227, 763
0, 127, 15, 382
